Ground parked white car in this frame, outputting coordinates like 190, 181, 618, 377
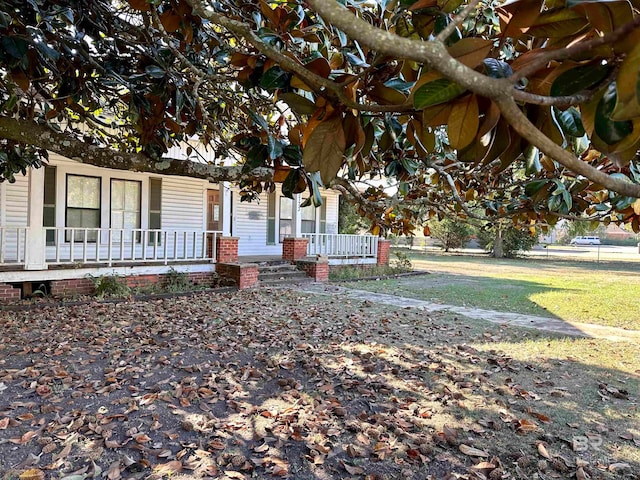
570, 236, 601, 245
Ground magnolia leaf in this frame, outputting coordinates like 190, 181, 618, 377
303, 116, 346, 186
245, 109, 269, 131
524, 144, 542, 174
550, 63, 610, 97
128, 0, 150, 11
483, 58, 513, 79
447, 38, 493, 68
438, 0, 464, 13
527, 8, 589, 38
159, 10, 181, 33
612, 42, 640, 121
282, 168, 307, 198
342, 462, 365, 475
595, 83, 633, 144
459, 444, 489, 458
279, 92, 317, 115
19, 470, 45, 480
413, 78, 465, 110
447, 95, 479, 150
537, 442, 552, 459
304, 56, 331, 78
368, 83, 408, 105
260, 67, 289, 91
555, 107, 585, 137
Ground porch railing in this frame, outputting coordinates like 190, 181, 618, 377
44, 228, 221, 266
0, 227, 27, 264
303, 233, 378, 258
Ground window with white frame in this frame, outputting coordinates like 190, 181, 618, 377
301, 201, 316, 234
279, 196, 293, 242
111, 179, 141, 242
66, 174, 101, 241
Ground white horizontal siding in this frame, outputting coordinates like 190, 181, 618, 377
4, 173, 29, 226
233, 187, 341, 256
0, 173, 29, 263
233, 190, 282, 256
322, 189, 339, 234
161, 177, 207, 231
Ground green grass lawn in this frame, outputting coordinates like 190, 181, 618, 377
353, 252, 640, 330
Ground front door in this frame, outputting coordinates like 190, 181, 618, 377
207, 189, 220, 231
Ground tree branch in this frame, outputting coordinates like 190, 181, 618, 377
494, 96, 640, 198
306, 0, 640, 198
509, 17, 640, 83
186, 0, 417, 114
435, 0, 483, 44
0, 117, 273, 183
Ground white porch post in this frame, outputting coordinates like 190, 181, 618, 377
220, 181, 232, 236
25, 166, 47, 270
292, 193, 302, 238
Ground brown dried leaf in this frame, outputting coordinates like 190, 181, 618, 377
342, 462, 365, 475
223, 471, 245, 479
18, 469, 45, 480
253, 443, 269, 453
133, 433, 151, 444
459, 444, 489, 458
107, 461, 121, 480
537, 442, 552, 459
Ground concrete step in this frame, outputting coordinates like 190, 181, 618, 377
257, 263, 299, 274
258, 270, 308, 282
259, 277, 315, 287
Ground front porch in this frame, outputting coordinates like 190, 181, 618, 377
0, 228, 383, 271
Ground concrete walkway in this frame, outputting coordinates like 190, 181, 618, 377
294, 283, 640, 343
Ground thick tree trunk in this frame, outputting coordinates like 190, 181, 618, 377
0, 117, 273, 183
494, 227, 504, 258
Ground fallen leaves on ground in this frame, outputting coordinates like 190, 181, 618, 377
0, 289, 637, 479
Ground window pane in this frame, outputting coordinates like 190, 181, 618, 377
149, 212, 161, 230
267, 191, 276, 217
280, 197, 293, 220
124, 181, 140, 210
81, 210, 100, 228
149, 179, 162, 211
124, 212, 139, 230
67, 177, 83, 208
279, 219, 292, 242
82, 177, 100, 208
44, 166, 56, 205
111, 181, 124, 210
302, 220, 315, 234
111, 211, 124, 229
68, 175, 100, 208
301, 202, 315, 221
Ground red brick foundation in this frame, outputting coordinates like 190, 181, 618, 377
282, 237, 308, 262
48, 271, 218, 299
50, 277, 95, 297
216, 263, 259, 289
0, 283, 21, 301
296, 257, 329, 282
216, 237, 239, 263
377, 239, 391, 266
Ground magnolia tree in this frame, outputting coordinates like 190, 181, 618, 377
1, 0, 640, 235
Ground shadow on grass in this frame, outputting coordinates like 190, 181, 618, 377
0, 290, 637, 480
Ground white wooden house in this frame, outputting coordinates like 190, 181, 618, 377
0, 153, 380, 298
